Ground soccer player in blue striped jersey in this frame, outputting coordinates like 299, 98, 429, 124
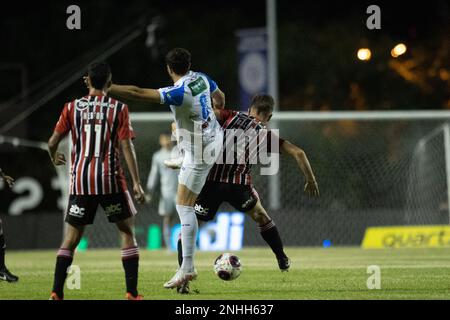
110, 48, 225, 289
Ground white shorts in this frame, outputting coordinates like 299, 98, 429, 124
158, 196, 177, 217
178, 132, 223, 194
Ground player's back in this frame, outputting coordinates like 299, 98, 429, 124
158, 71, 221, 149
208, 110, 264, 185
54, 94, 135, 195
207, 110, 283, 185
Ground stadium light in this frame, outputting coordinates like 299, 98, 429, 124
357, 48, 372, 61
391, 43, 407, 58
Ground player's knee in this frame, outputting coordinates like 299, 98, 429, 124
252, 209, 270, 225
118, 224, 134, 237
119, 229, 136, 247
62, 236, 80, 250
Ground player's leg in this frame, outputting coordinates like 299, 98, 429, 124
245, 199, 290, 271
101, 191, 141, 300
116, 217, 141, 300
177, 181, 222, 268
175, 183, 199, 273
51, 223, 85, 299
50, 195, 96, 300
163, 183, 199, 287
227, 184, 290, 271
175, 181, 222, 294
164, 135, 223, 289
0, 218, 19, 282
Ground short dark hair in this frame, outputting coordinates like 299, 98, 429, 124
250, 94, 274, 116
88, 62, 111, 90
165, 48, 191, 75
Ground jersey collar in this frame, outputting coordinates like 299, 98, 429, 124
174, 71, 194, 86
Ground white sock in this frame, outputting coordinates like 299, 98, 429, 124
176, 205, 198, 272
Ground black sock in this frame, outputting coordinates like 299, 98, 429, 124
177, 238, 183, 267
0, 234, 5, 269
121, 247, 139, 297
259, 220, 287, 260
52, 248, 74, 298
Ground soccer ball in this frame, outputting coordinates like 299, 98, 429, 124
213, 253, 242, 281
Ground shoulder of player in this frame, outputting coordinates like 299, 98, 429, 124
194, 71, 210, 79
104, 97, 130, 114
69, 95, 126, 107
185, 71, 213, 88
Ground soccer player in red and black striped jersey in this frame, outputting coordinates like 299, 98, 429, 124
176, 94, 319, 292
47, 62, 145, 300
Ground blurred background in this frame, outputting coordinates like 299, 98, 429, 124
0, 0, 449, 250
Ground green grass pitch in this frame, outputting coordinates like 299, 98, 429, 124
1, 247, 450, 300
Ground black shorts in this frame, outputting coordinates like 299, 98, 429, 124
194, 181, 259, 222
65, 192, 137, 226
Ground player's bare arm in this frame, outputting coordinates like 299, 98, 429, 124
109, 84, 161, 104
211, 88, 225, 109
281, 140, 319, 197
120, 138, 145, 204
213, 109, 223, 121
47, 131, 67, 166
0, 167, 15, 189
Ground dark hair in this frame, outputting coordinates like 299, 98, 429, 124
88, 62, 111, 90
165, 48, 191, 75
250, 94, 274, 116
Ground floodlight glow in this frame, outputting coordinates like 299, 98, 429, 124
391, 43, 407, 58
357, 48, 372, 61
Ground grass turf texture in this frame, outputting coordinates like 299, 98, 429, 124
1, 247, 450, 300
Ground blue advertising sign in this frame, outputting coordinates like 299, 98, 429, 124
236, 28, 268, 111
170, 212, 245, 251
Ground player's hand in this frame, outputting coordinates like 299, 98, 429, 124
304, 180, 319, 197
3, 175, 15, 189
133, 183, 145, 204
53, 152, 67, 166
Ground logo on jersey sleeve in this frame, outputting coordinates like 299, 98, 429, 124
188, 77, 207, 96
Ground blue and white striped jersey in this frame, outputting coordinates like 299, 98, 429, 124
158, 71, 221, 150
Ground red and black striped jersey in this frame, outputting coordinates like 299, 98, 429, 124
207, 110, 284, 185
54, 95, 135, 195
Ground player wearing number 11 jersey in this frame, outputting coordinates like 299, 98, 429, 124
47, 62, 145, 300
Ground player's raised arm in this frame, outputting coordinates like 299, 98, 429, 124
281, 140, 319, 197
109, 84, 161, 104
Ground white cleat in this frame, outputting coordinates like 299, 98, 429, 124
164, 268, 198, 289
163, 157, 183, 169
